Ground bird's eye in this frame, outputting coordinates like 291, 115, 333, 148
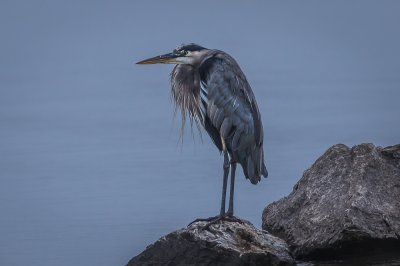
176, 50, 187, 56
173, 48, 187, 55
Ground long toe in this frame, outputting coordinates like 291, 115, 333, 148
201, 215, 226, 231
187, 215, 221, 227
192, 215, 239, 231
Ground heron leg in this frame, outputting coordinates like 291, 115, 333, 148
188, 159, 243, 230
226, 162, 236, 217
220, 151, 230, 216
187, 151, 230, 227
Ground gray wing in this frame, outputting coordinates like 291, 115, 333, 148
199, 51, 267, 183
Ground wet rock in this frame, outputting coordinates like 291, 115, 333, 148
126, 218, 295, 266
262, 143, 400, 259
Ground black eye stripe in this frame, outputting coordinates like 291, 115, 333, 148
173, 49, 187, 55
174, 43, 205, 54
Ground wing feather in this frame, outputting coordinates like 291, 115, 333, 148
198, 50, 267, 182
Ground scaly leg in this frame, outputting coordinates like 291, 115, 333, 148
220, 151, 230, 216
226, 162, 236, 216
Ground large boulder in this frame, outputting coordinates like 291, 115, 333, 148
127, 219, 295, 266
262, 143, 400, 259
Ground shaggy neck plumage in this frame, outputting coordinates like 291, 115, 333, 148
170, 64, 202, 136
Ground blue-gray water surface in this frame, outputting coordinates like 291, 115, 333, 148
1, 1, 399, 265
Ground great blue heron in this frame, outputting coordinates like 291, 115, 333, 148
137, 43, 268, 224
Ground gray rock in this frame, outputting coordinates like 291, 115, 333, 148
127, 219, 295, 266
262, 143, 400, 259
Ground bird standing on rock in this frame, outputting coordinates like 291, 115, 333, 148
137, 44, 268, 225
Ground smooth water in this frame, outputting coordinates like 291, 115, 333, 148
1, 1, 399, 265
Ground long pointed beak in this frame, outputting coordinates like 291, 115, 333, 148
136, 52, 180, 64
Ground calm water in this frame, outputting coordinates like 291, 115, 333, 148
1, 1, 399, 266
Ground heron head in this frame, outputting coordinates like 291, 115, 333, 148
136, 43, 208, 65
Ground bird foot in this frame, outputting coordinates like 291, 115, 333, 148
187, 215, 221, 227
188, 214, 244, 230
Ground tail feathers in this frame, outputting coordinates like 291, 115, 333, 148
241, 151, 268, 185
262, 162, 268, 178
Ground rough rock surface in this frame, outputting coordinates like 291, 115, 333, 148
262, 143, 400, 259
127, 219, 295, 266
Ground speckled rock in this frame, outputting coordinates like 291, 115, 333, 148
126, 219, 295, 266
262, 143, 400, 259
